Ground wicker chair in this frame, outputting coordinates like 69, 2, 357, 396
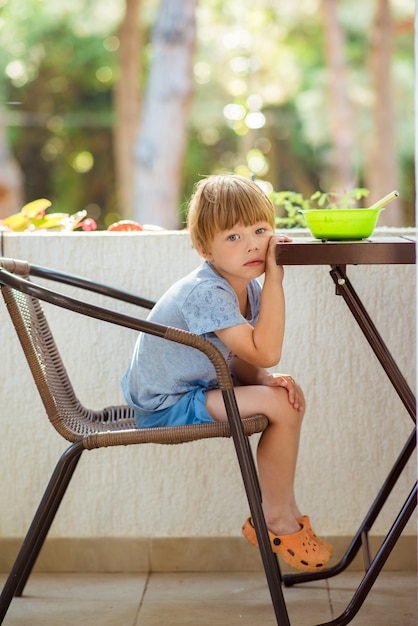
0, 258, 289, 625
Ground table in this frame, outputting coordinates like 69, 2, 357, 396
276, 235, 416, 626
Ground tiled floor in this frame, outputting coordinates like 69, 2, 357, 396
0, 570, 416, 625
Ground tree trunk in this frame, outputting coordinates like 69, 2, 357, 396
321, 0, 356, 192
0, 109, 24, 219
133, 0, 197, 229
366, 0, 401, 225
113, 0, 142, 219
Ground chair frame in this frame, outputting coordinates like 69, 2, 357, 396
0, 258, 290, 625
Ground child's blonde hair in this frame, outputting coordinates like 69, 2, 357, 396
187, 174, 275, 253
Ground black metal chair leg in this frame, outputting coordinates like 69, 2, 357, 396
0, 441, 85, 624
223, 389, 290, 626
14, 447, 84, 597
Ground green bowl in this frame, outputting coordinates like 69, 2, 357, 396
300, 207, 384, 241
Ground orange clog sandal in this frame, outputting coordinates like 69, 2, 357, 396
297, 515, 333, 557
242, 517, 330, 573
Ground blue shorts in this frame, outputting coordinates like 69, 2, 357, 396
134, 386, 215, 429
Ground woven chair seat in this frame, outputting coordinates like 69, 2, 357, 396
82, 414, 268, 449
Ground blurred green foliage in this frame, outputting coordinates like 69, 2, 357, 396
0, 0, 414, 228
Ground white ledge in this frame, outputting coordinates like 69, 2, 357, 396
0, 227, 416, 541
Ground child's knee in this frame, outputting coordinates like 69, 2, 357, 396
269, 387, 304, 424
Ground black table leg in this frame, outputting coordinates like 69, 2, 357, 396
330, 265, 415, 422
283, 264, 416, 625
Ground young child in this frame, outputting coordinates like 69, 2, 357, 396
121, 174, 332, 572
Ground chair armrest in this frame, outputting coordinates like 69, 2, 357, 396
0, 266, 232, 391
0, 258, 30, 276
0, 257, 155, 309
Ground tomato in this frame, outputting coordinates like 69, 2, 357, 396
107, 220, 143, 232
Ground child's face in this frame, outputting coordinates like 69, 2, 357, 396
201, 221, 274, 284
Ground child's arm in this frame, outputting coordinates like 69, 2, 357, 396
229, 356, 266, 385
230, 356, 304, 412
216, 235, 288, 368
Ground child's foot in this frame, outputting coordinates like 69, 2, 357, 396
297, 515, 333, 557
242, 517, 331, 573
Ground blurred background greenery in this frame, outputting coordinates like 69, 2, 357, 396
0, 0, 414, 229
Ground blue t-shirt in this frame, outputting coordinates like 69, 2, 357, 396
121, 261, 261, 415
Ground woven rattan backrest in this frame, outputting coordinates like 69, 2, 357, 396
1, 281, 97, 441
0, 261, 269, 451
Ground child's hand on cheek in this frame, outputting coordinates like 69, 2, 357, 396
276, 234, 293, 243
265, 234, 293, 275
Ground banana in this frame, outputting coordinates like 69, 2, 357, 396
1, 212, 29, 231
21, 198, 52, 218
31, 213, 68, 229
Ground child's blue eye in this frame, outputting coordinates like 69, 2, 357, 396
255, 228, 266, 234
228, 234, 239, 241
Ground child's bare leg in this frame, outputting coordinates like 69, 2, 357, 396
205, 384, 305, 536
